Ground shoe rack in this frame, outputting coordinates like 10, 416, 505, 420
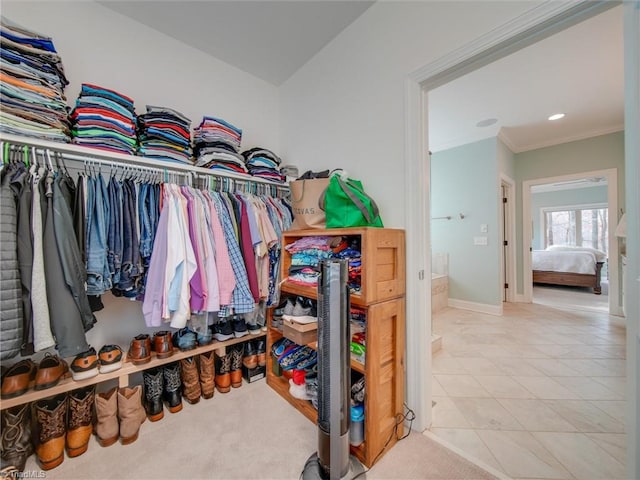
0, 334, 264, 411
266, 227, 405, 469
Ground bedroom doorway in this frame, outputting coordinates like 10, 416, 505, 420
522, 168, 621, 316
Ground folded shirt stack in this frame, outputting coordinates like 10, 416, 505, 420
70, 83, 137, 155
284, 236, 334, 287
241, 147, 286, 183
0, 16, 71, 142
137, 105, 193, 164
193, 116, 247, 175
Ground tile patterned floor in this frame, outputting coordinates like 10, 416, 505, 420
429, 298, 627, 480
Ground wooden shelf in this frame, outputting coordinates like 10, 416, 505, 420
269, 227, 405, 469
0, 333, 264, 410
280, 282, 365, 307
269, 328, 364, 373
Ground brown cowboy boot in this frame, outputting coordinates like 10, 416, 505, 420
180, 357, 201, 404
1, 403, 33, 472
199, 351, 215, 400
230, 345, 243, 388
215, 352, 232, 394
95, 387, 118, 447
34, 394, 67, 470
66, 386, 95, 457
117, 386, 146, 445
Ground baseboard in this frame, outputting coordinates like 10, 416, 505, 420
448, 298, 503, 316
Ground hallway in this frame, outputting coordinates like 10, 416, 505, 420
430, 302, 626, 480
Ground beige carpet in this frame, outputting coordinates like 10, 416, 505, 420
24, 380, 500, 479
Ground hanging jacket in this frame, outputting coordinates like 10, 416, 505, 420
0, 164, 24, 360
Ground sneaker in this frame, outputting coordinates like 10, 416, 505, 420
247, 323, 262, 335
70, 347, 99, 381
232, 316, 249, 338
98, 345, 123, 374
282, 297, 296, 316
213, 319, 234, 341
271, 337, 295, 358
196, 328, 213, 346
291, 296, 311, 317
172, 328, 197, 351
351, 377, 365, 403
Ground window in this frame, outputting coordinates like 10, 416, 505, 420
544, 205, 608, 253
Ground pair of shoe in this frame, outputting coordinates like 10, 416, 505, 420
242, 339, 266, 369
141, 363, 183, 421
1, 354, 68, 399
70, 345, 124, 381
95, 385, 146, 448
179, 352, 215, 404
282, 296, 317, 323
213, 316, 249, 341
215, 346, 244, 393
26, 386, 96, 470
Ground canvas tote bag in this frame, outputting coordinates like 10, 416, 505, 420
289, 177, 330, 229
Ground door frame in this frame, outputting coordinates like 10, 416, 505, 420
403, 0, 625, 433
522, 168, 620, 315
500, 174, 517, 303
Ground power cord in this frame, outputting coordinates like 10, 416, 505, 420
349, 402, 416, 480
298, 403, 416, 480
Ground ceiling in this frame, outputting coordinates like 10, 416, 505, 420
101, 2, 623, 154
99, 1, 374, 86
428, 5, 624, 153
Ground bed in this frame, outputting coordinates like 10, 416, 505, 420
532, 245, 606, 295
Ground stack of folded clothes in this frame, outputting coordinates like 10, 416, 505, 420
70, 83, 137, 155
193, 116, 247, 174
0, 17, 71, 142
284, 236, 334, 288
241, 147, 285, 183
137, 105, 192, 164
332, 237, 362, 294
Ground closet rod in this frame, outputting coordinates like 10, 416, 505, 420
0, 133, 289, 192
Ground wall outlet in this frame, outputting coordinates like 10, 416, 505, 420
480, 224, 488, 233
474, 236, 488, 246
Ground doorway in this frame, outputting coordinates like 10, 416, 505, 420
522, 168, 620, 315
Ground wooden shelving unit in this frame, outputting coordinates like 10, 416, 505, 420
267, 227, 405, 469
0, 333, 264, 410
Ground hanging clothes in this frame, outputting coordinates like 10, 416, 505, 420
0, 162, 24, 360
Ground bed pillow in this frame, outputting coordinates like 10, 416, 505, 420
546, 245, 607, 262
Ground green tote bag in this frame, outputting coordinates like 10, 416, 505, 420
322, 172, 384, 228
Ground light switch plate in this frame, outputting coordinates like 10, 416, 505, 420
480, 224, 488, 233
474, 236, 488, 246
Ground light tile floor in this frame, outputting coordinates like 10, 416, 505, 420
429, 296, 627, 480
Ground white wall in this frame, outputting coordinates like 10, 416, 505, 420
2, 0, 281, 349
3, 1, 280, 152
279, 1, 542, 228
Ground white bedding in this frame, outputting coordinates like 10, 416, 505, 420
532, 250, 598, 275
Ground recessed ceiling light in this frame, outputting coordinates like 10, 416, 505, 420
476, 118, 498, 128
548, 113, 565, 121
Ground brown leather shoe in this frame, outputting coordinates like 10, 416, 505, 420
1, 359, 36, 399
66, 386, 95, 457
198, 351, 215, 400
152, 331, 174, 359
128, 334, 151, 365
34, 394, 67, 470
1, 403, 33, 472
180, 357, 201, 404
34, 355, 68, 391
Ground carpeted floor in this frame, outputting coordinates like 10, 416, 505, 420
24, 380, 501, 479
